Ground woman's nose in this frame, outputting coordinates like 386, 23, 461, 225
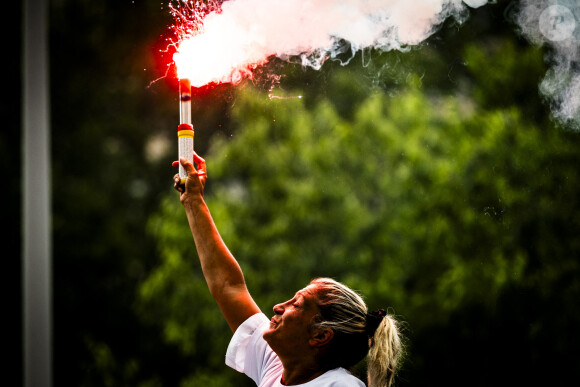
273, 303, 284, 315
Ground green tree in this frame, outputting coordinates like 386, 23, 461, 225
142, 77, 580, 385
48, 1, 201, 385
44, 0, 580, 385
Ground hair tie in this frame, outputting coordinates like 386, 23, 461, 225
365, 309, 386, 337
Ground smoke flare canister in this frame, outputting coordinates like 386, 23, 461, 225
178, 78, 193, 184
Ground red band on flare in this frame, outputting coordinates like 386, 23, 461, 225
178, 123, 194, 131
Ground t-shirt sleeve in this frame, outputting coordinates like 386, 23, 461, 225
225, 312, 277, 384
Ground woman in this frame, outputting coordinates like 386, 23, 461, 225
173, 153, 404, 386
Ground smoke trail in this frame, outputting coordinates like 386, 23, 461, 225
173, 0, 488, 87
511, 0, 580, 130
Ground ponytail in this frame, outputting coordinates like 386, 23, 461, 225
367, 313, 404, 387
308, 278, 404, 387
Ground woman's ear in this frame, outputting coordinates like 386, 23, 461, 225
309, 328, 334, 347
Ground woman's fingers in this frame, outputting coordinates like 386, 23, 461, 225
173, 174, 184, 193
173, 151, 206, 176
172, 153, 207, 195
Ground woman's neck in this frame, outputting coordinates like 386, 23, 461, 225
280, 358, 328, 386
281, 368, 327, 386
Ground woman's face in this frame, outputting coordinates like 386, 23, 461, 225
262, 284, 321, 355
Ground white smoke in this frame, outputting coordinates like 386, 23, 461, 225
512, 0, 580, 129
174, 0, 580, 129
174, 0, 487, 86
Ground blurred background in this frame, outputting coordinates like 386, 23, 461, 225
6, 0, 580, 386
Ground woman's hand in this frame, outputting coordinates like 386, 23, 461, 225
172, 151, 208, 206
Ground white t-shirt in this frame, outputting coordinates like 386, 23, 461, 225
226, 313, 365, 386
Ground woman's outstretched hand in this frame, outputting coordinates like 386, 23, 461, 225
172, 151, 207, 205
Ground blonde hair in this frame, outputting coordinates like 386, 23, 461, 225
309, 278, 404, 387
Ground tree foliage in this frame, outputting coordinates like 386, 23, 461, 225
142, 71, 580, 385
37, 1, 580, 386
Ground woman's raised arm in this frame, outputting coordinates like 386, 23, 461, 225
173, 153, 261, 332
